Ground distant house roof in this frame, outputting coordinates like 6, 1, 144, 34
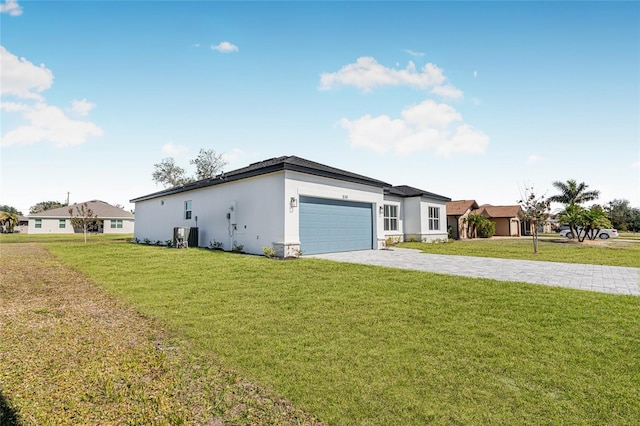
386, 185, 451, 202
29, 200, 134, 219
131, 155, 394, 203
446, 200, 479, 215
474, 204, 523, 218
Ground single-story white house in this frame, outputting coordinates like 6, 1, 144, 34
130, 156, 450, 256
28, 200, 134, 234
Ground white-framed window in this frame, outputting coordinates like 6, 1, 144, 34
35, 219, 42, 228
184, 200, 192, 220
111, 219, 123, 229
384, 205, 398, 231
59, 219, 66, 229
428, 206, 440, 231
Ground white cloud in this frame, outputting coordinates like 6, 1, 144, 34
0, 46, 102, 148
527, 154, 544, 163
70, 98, 95, 116
0, 45, 53, 100
339, 99, 488, 157
0, 101, 29, 112
192, 43, 201, 47
1, 102, 103, 147
405, 49, 424, 57
473, 70, 478, 78
320, 57, 460, 96
0, 0, 22, 16
401, 99, 461, 129
631, 161, 640, 168
161, 142, 189, 156
431, 84, 464, 100
211, 41, 239, 53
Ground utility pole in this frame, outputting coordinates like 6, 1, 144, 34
66, 192, 70, 205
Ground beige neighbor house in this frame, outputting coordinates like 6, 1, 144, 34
28, 200, 134, 234
475, 204, 526, 237
446, 201, 528, 239
446, 200, 479, 240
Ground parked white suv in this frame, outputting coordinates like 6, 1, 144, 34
558, 228, 619, 240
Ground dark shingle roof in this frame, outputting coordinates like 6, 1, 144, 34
29, 200, 134, 219
131, 156, 391, 203
386, 185, 451, 202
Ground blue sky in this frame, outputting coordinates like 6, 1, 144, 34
1, 0, 639, 214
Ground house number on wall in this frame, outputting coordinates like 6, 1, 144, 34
342, 195, 348, 199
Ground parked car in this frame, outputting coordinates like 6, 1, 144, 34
558, 228, 618, 240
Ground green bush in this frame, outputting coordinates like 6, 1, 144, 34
477, 218, 496, 238
263, 246, 276, 258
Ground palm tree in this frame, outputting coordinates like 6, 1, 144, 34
0, 211, 19, 233
549, 179, 600, 207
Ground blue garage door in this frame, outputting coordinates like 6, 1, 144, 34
299, 196, 373, 255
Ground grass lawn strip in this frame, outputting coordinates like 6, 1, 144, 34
399, 237, 640, 267
43, 240, 640, 425
0, 243, 321, 425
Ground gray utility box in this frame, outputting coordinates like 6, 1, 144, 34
173, 227, 199, 248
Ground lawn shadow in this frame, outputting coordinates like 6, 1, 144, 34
0, 390, 19, 425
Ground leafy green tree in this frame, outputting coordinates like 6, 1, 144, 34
581, 205, 612, 241
0, 205, 22, 215
29, 201, 67, 214
559, 204, 586, 240
559, 205, 612, 242
628, 207, 640, 232
606, 199, 640, 231
152, 157, 188, 188
190, 149, 227, 181
152, 149, 227, 188
463, 214, 495, 239
549, 179, 600, 207
69, 203, 98, 244
518, 187, 551, 254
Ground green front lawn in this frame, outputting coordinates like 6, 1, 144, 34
0, 233, 132, 244
399, 237, 640, 267
39, 240, 640, 425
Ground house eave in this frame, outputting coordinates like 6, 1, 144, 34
130, 162, 390, 204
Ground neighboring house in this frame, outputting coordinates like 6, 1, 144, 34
446, 201, 529, 238
28, 200, 134, 234
16, 216, 28, 233
131, 156, 450, 256
446, 200, 479, 240
475, 204, 525, 237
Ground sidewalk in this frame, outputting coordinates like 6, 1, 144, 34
308, 248, 639, 296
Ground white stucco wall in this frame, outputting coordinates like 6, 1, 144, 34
134, 172, 285, 254
103, 219, 135, 234
283, 170, 386, 251
133, 167, 450, 255
28, 217, 134, 234
402, 197, 448, 242
28, 218, 75, 234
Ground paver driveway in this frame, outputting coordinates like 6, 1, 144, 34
308, 248, 639, 296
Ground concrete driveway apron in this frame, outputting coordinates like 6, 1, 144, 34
308, 248, 639, 296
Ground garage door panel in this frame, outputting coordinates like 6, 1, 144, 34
299, 196, 373, 255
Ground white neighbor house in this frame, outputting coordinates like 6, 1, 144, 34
131, 156, 450, 256
28, 200, 135, 234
